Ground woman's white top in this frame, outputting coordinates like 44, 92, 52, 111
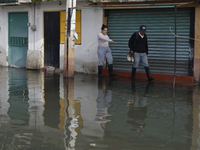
97, 33, 112, 47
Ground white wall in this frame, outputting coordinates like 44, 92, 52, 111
0, 2, 67, 68
0, 5, 37, 66
74, 9, 103, 74
0, 3, 103, 74
0, 7, 8, 66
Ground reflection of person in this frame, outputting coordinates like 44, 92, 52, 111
127, 83, 152, 137
97, 24, 117, 78
95, 79, 112, 129
129, 25, 154, 81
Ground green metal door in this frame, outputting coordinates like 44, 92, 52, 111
107, 8, 194, 75
8, 12, 28, 68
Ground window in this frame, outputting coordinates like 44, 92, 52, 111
60, 10, 81, 45
75, 10, 81, 45
60, 11, 66, 44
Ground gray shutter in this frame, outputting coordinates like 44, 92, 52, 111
107, 8, 192, 75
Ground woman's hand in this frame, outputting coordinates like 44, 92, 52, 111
111, 40, 114, 43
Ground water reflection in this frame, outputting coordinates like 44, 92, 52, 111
95, 79, 112, 129
126, 83, 150, 137
8, 68, 29, 125
0, 67, 199, 149
43, 73, 60, 129
63, 78, 78, 150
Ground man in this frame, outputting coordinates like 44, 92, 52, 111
129, 25, 154, 81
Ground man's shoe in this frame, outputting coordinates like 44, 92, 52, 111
145, 67, 154, 82
148, 77, 154, 81
131, 68, 137, 81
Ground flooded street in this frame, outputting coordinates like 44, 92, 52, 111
0, 67, 199, 150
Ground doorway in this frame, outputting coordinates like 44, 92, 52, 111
44, 12, 60, 68
8, 12, 28, 68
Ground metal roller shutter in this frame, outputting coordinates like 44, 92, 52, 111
107, 8, 193, 75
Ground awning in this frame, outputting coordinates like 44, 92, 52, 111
73, 1, 196, 9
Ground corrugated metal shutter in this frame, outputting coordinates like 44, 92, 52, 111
107, 8, 192, 75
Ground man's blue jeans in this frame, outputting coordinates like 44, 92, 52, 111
133, 52, 149, 68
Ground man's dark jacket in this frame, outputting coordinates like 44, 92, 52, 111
129, 32, 149, 55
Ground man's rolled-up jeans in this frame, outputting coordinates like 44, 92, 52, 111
132, 52, 149, 68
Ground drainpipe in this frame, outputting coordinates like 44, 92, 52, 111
64, 0, 76, 78
64, 0, 70, 78
69, 0, 76, 77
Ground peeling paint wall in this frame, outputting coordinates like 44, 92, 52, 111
74, 9, 102, 74
26, 50, 42, 69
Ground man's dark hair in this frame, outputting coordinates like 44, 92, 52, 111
101, 24, 108, 30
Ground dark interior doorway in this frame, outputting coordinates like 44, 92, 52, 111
44, 12, 60, 68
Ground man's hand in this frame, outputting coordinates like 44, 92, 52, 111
130, 51, 133, 53
111, 40, 114, 43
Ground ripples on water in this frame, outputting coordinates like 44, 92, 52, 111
0, 67, 198, 150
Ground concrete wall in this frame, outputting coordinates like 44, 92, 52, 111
74, 9, 103, 74
0, 8, 7, 66
0, 6, 103, 73
0, 2, 102, 73
0, 2, 67, 68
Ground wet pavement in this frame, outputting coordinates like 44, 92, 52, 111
0, 66, 199, 150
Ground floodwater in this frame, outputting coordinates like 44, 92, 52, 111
0, 67, 199, 150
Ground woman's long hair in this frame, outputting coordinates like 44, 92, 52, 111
101, 24, 108, 30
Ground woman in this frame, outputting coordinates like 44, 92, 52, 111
97, 24, 117, 78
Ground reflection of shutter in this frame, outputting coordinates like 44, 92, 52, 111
107, 8, 193, 75
60, 10, 81, 45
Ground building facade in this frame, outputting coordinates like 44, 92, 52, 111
0, 0, 200, 82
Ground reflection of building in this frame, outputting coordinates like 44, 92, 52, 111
74, 75, 104, 138
95, 79, 112, 129
127, 83, 148, 137
43, 74, 60, 129
0, 67, 10, 126
127, 95, 147, 137
27, 70, 44, 129
0, 68, 198, 149
0, 68, 69, 149
7, 68, 30, 125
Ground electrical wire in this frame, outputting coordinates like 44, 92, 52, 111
169, 27, 200, 41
